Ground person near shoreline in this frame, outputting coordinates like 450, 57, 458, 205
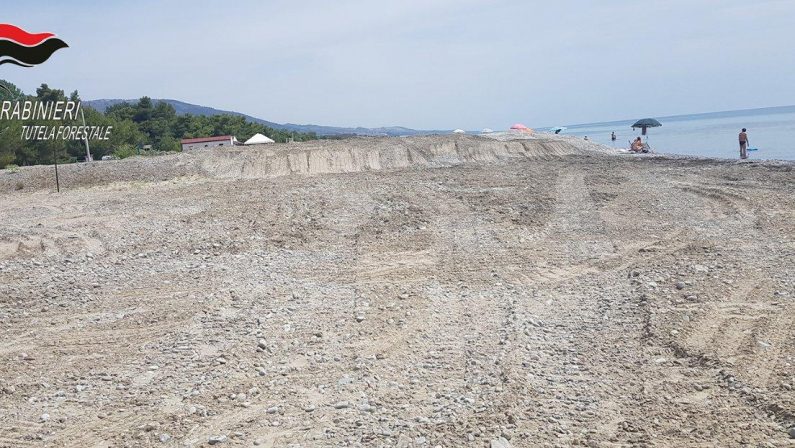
630, 137, 644, 152
739, 128, 749, 159
611, 131, 616, 142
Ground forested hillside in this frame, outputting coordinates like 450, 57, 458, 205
0, 80, 316, 167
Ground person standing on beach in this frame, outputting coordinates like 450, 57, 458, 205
739, 128, 749, 159
611, 131, 616, 142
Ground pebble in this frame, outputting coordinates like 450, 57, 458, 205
789, 427, 795, 439
39, 413, 50, 422
491, 437, 513, 448
208, 435, 227, 445
257, 339, 267, 349
334, 401, 350, 409
397, 434, 412, 447
159, 434, 171, 443
675, 281, 686, 290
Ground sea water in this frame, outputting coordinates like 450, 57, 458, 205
556, 107, 795, 161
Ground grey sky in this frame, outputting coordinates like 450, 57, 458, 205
4, 0, 795, 130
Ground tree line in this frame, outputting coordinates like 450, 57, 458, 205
0, 80, 316, 167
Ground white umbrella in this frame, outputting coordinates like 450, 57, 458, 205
243, 133, 275, 145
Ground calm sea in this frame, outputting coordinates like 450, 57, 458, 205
553, 107, 795, 161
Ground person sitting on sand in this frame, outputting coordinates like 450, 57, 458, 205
631, 137, 644, 152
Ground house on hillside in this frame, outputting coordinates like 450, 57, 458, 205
180, 135, 238, 151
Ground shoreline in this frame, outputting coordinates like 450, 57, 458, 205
538, 133, 795, 165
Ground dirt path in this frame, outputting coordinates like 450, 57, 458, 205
0, 142, 793, 447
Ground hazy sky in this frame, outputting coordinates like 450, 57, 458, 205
3, 0, 794, 129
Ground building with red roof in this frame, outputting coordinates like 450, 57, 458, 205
180, 135, 238, 152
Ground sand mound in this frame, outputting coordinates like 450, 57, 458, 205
0, 135, 599, 192
200, 135, 584, 179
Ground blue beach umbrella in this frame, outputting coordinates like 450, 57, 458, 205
631, 118, 662, 137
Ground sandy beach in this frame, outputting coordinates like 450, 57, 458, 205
1, 135, 793, 447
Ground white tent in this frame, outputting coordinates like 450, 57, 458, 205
243, 133, 275, 145
453, 129, 466, 134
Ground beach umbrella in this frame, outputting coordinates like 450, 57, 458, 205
243, 133, 275, 145
631, 118, 662, 136
510, 123, 534, 133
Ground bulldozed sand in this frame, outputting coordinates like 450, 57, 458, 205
0, 135, 592, 193
0, 135, 793, 447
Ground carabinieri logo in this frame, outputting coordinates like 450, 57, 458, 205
0, 23, 68, 68
0, 25, 110, 144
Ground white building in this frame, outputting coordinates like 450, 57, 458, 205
180, 135, 237, 152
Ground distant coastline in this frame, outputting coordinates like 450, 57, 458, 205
556, 105, 795, 131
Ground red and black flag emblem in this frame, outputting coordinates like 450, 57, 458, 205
0, 24, 68, 67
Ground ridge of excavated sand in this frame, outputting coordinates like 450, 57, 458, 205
0, 135, 596, 193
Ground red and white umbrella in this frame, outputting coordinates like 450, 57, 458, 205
510, 123, 534, 133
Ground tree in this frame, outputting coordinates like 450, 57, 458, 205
0, 81, 318, 165
106, 102, 136, 122
36, 83, 66, 102
133, 96, 153, 123
0, 80, 25, 101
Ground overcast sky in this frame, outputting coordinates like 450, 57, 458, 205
3, 0, 794, 130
